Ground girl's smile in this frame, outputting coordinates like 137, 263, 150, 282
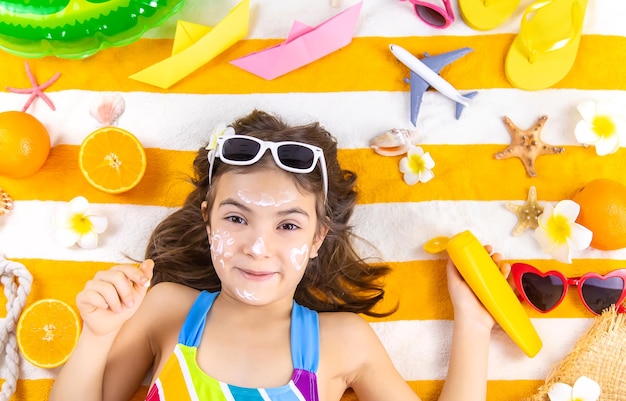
236, 267, 277, 281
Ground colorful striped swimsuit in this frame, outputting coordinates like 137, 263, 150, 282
146, 291, 320, 401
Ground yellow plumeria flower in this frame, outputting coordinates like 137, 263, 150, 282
534, 200, 592, 264
205, 123, 235, 151
53, 196, 108, 249
575, 99, 626, 156
548, 376, 600, 401
399, 145, 435, 185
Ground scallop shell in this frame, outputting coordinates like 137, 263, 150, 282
0, 188, 13, 217
90, 94, 126, 126
370, 128, 415, 156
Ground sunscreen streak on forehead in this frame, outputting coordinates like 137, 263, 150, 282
251, 237, 266, 255
290, 244, 309, 271
238, 189, 297, 207
236, 288, 259, 301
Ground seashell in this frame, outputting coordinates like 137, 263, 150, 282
90, 94, 126, 126
0, 188, 13, 217
370, 128, 416, 156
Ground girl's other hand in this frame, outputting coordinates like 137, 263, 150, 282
76, 259, 154, 337
446, 245, 511, 330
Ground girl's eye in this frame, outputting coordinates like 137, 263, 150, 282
226, 216, 246, 225
279, 223, 299, 231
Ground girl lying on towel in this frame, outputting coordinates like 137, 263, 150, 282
50, 109, 508, 401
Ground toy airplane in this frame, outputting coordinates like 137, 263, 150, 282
389, 44, 478, 126
231, 1, 362, 80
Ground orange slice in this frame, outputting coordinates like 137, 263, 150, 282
17, 299, 81, 368
79, 126, 147, 194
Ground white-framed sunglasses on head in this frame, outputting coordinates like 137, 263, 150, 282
208, 135, 328, 201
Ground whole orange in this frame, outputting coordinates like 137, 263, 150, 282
0, 111, 51, 177
572, 178, 626, 250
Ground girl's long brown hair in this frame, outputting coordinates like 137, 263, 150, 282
146, 110, 394, 317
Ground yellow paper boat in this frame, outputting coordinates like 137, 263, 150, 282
129, 0, 249, 89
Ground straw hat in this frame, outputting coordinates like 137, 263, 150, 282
527, 306, 626, 401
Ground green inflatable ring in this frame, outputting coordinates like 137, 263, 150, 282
0, 0, 184, 59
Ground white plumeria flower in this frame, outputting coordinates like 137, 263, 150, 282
575, 99, 626, 156
53, 196, 108, 249
548, 376, 601, 401
205, 123, 235, 151
399, 145, 435, 185
534, 200, 592, 264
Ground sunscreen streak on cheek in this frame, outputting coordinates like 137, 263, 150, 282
251, 237, 266, 255
237, 189, 297, 207
210, 232, 223, 256
290, 244, 309, 271
211, 229, 234, 269
236, 288, 259, 301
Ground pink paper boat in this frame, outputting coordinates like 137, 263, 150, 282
230, 1, 362, 80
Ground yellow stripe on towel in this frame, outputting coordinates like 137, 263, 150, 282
2, 379, 54, 401
409, 379, 542, 401
366, 259, 626, 322
0, 146, 196, 206
4, 258, 622, 321
0, 381, 149, 401
1, 36, 625, 94
341, 379, 542, 401
0, 259, 117, 314
2, 145, 624, 206
6, 379, 542, 401
340, 146, 626, 204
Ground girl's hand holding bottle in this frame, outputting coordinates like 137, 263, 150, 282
446, 245, 511, 330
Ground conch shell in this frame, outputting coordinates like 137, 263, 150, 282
370, 128, 416, 156
1, 188, 13, 217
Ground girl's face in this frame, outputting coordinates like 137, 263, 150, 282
205, 168, 326, 306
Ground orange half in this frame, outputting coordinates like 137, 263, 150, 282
79, 126, 147, 194
17, 299, 81, 368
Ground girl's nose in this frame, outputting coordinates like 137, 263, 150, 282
247, 236, 268, 258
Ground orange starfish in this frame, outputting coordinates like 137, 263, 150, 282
505, 186, 544, 236
494, 116, 564, 177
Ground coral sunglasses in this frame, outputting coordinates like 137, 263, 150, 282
401, 0, 455, 29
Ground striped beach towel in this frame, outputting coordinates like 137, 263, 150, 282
1, 0, 626, 400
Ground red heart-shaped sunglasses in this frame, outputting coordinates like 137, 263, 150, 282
511, 263, 626, 316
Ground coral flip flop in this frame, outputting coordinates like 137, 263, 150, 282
505, 0, 587, 91
459, 0, 520, 31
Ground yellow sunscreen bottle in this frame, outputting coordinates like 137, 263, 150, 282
424, 230, 542, 358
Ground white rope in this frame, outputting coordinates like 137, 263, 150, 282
0, 255, 32, 401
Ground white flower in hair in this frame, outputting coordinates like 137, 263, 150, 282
52, 196, 108, 249
206, 123, 235, 151
548, 376, 600, 401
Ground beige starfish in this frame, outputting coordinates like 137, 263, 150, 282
494, 115, 564, 177
506, 186, 544, 236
